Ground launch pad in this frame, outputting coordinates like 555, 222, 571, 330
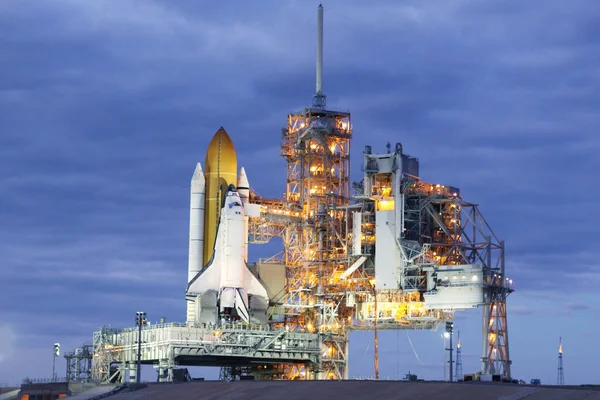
88, 4, 514, 383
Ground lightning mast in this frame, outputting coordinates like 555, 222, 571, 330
313, 4, 325, 109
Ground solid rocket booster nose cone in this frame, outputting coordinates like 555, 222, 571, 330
238, 167, 250, 206
203, 127, 238, 266
191, 162, 205, 182
238, 167, 249, 188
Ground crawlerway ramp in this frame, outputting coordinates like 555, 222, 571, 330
106, 380, 600, 400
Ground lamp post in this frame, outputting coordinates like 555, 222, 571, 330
52, 343, 60, 382
441, 332, 449, 380
445, 321, 454, 382
135, 312, 147, 384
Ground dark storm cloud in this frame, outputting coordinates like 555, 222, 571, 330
0, 0, 598, 384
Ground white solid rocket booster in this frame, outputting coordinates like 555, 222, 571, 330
237, 167, 250, 264
187, 163, 205, 322
188, 163, 205, 281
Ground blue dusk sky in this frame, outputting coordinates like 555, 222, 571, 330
1, 0, 599, 386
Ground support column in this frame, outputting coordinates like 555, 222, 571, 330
344, 340, 349, 380
481, 304, 489, 373
129, 363, 136, 383
158, 365, 165, 383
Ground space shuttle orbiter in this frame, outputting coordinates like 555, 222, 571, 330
185, 128, 269, 325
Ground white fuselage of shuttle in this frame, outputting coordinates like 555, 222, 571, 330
185, 182, 268, 325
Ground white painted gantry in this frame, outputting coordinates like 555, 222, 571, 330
92, 322, 321, 383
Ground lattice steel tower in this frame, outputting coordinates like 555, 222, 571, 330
278, 3, 353, 379
455, 331, 463, 380
403, 184, 513, 377
557, 337, 564, 385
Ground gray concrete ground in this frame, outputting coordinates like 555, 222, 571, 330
103, 380, 600, 400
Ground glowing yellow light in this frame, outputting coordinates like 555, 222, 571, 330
377, 199, 395, 211
329, 144, 337, 153
310, 143, 317, 150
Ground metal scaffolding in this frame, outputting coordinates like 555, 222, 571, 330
64, 345, 93, 383
278, 106, 353, 380
403, 179, 513, 377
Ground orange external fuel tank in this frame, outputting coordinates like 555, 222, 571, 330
203, 127, 237, 266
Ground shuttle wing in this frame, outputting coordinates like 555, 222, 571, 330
186, 257, 220, 299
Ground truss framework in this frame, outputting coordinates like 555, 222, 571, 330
403, 181, 513, 377
91, 323, 321, 383
64, 345, 93, 383
277, 107, 353, 379
257, 104, 514, 379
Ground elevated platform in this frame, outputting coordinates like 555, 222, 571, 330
92, 322, 321, 383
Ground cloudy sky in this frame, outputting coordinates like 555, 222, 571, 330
1, 0, 599, 386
